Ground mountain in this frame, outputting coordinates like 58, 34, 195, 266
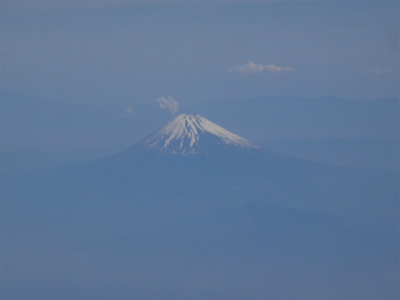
2, 113, 399, 300
50, 114, 398, 227
140, 114, 259, 155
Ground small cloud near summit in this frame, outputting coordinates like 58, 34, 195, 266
156, 96, 180, 114
228, 61, 294, 75
264, 64, 295, 74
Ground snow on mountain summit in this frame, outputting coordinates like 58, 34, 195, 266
141, 114, 259, 155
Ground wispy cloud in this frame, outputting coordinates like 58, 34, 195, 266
363, 67, 392, 75
264, 64, 295, 73
228, 61, 295, 75
156, 96, 180, 114
228, 61, 265, 75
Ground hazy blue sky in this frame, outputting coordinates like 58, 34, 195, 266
1, 0, 399, 151
2, 0, 398, 102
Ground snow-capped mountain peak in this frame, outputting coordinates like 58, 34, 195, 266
141, 114, 259, 155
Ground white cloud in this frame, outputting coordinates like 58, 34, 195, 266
156, 96, 180, 114
228, 61, 265, 75
363, 67, 392, 75
264, 64, 295, 73
228, 61, 295, 75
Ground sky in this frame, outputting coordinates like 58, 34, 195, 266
1, 0, 399, 151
